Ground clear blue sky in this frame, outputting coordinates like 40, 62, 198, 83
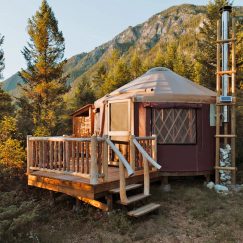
0, 0, 241, 79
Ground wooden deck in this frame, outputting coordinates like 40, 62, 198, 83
27, 135, 162, 212
28, 166, 161, 200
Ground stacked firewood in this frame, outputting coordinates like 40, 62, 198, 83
219, 144, 232, 185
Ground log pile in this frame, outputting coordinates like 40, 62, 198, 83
219, 144, 232, 185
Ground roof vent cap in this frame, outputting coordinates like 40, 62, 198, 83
146, 67, 169, 74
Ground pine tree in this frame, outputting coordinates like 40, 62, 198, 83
153, 48, 166, 68
0, 88, 14, 120
103, 57, 131, 94
130, 52, 143, 79
0, 35, 4, 78
164, 43, 177, 70
196, 0, 229, 89
73, 76, 96, 109
19, 0, 69, 136
92, 64, 108, 98
0, 34, 14, 120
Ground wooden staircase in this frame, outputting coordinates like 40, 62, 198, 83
107, 135, 162, 217
109, 183, 160, 217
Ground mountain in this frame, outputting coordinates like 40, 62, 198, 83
1, 4, 243, 98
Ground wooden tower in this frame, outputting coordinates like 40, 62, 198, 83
215, 6, 237, 185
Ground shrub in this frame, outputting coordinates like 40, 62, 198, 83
0, 116, 26, 179
0, 138, 26, 178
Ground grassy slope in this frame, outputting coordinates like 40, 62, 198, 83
1, 177, 243, 243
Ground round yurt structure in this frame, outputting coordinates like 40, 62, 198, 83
94, 67, 216, 176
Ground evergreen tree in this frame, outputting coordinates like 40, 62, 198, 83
92, 64, 108, 98
73, 76, 96, 109
0, 88, 14, 120
0, 35, 4, 78
19, 0, 69, 136
103, 57, 131, 95
15, 96, 34, 142
130, 52, 144, 79
0, 34, 14, 120
196, 0, 229, 89
153, 48, 166, 68
164, 43, 177, 70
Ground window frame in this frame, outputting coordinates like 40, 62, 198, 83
108, 99, 132, 137
151, 108, 197, 145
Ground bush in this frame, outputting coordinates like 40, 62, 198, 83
0, 116, 26, 179
0, 138, 26, 178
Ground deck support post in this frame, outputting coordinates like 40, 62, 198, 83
143, 156, 150, 195
129, 135, 136, 170
90, 135, 98, 184
119, 159, 128, 204
105, 194, 113, 211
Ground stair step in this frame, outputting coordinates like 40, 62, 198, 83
109, 184, 142, 194
117, 193, 150, 205
127, 203, 161, 217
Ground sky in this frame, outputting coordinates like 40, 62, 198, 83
0, 0, 242, 80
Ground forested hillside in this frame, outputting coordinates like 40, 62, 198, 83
3, 4, 242, 101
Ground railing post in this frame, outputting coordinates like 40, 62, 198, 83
143, 156, 150, 195
119, 159, 128, 204
102, 135, 108, 181
129, 134, 136, 170
27, 135, 32, 175
90, 135, 98, 184
152, 134, 158, 171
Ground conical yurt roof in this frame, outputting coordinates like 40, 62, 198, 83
95, 67, 216, 107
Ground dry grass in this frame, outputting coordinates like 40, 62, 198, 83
1, 177, 243, 242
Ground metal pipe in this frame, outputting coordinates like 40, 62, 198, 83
221, 5, 232, 122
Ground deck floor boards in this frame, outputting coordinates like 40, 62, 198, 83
28, 166, 161, 200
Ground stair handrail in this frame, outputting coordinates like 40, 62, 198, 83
133, 138, 161, 170
133, 136, 161, 196
105, 138, 134, 204
105, 138, 134, 176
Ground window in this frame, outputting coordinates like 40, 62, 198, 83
152, 108, 196, 144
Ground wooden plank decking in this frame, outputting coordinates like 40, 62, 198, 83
28, 166, 161, 200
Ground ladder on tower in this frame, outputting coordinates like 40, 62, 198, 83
215, 8, 237, 185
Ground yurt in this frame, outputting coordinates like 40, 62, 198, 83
94, 67, 216, 176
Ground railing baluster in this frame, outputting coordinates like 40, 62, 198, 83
39, 141, 42, 168
35, 141, 38, 167
61, 141, 64, 170
152, 134, 157, 162
72, 141, 75, 172
65, 141, 69, 171
76, 141, 80, 173
54, 141, 57, 169
81, 142, 84, 173
86, 141, 89, 174
50, 141, 53, 169
129, 135, 135, 170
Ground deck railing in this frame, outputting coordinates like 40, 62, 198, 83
27, 135, 107, 184
27, 134, 159, 192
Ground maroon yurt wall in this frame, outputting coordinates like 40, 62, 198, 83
134, 102, 215, 174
